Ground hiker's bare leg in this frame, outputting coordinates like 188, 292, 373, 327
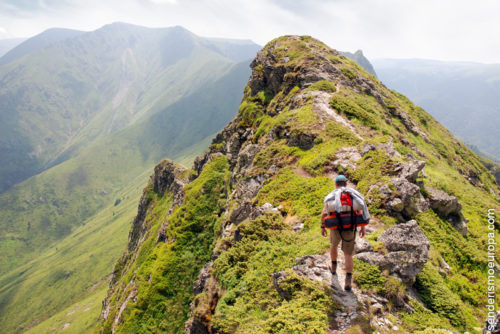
344, 253, 353, 273
330, 244, 338, 261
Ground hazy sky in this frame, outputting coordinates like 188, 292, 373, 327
0, 0, 499, 63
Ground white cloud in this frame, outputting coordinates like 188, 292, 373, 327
0, 0, 498, 63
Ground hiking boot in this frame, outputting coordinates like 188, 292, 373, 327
330, 261, 337, 275
345, 273, 352, 291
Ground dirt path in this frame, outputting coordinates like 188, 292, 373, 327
327, 247, 362, 333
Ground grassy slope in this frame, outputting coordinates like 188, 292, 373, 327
98, 36, 500, 333
0, 170, 145, 333
24, 286, 108, 334
0, 59, 250, 275
0, 58, 251, 333
0, 138, 209, 334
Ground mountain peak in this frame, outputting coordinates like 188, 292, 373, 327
248, 35, 372, 97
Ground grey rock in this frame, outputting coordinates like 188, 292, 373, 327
426, 186, 468, 236
376, 139, 401, 159
400, 160, 425, 183
293, 255, 332, 283
390, 177, 429, 218
362, 144, 376, 156
332, 147, 362, 171
193, 262, 212, 295
452, 218, 468, 237
355, 238, 374, 253
388, 198, 404, 212
355, 220, 430, 283
426, 186, 461, 217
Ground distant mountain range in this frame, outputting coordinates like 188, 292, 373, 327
372, 58, 500, 159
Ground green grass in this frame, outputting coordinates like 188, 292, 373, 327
100, 156, 230, 334
0, 136, 214, 334
0, 171, 146, 334
24, 286, 108, 334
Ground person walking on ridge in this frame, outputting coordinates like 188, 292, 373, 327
321, 174, 370, 291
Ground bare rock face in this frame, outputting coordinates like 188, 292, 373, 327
185, 261, 222, 334
130, 159, 189, 251
355, 238, 374, 253
355, 220, 430, 283
399, 160, 426, 183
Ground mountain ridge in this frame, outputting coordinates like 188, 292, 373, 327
96, 35, 499, 333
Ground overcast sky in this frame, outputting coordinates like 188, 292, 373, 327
0, 0, 498, 63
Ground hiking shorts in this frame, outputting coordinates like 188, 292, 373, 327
329, 228, 355, 255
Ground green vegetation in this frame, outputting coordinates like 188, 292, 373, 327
101, 157, 230, 333
256, 167, 332, 224
352, 258, 386, 292
401, 299, 454, 332
305, 80, 337, 93
0, 39, 253, 332
212, 213, 333, 333
330, 93, 379, 130
0, 171, 147, 333
25, 286, 107, 334
415, 263, 477, 331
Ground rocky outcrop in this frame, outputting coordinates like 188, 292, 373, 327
332, 146, 362, 171
129, 159, 189, 251
185, 262, 222, 334
355, 220, 430, 283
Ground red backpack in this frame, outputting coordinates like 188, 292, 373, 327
321, 190, 368, 241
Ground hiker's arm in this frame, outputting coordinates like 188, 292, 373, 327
359, 225, 366, 238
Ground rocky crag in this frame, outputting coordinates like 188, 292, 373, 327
96, 36, 500, 333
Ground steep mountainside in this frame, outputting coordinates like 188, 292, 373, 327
373, 58, 500, 159
0, 22, 259, 192
0, 59, 253, 334
97, 36, 499, 333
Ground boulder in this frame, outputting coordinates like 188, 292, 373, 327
426, 186, 461, 217
355, 238, 374, 253
400, 160, 425, 183
355, 220, 430, 283
390, 177, 429, 218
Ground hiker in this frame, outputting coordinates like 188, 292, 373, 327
321, 174, 370, 291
